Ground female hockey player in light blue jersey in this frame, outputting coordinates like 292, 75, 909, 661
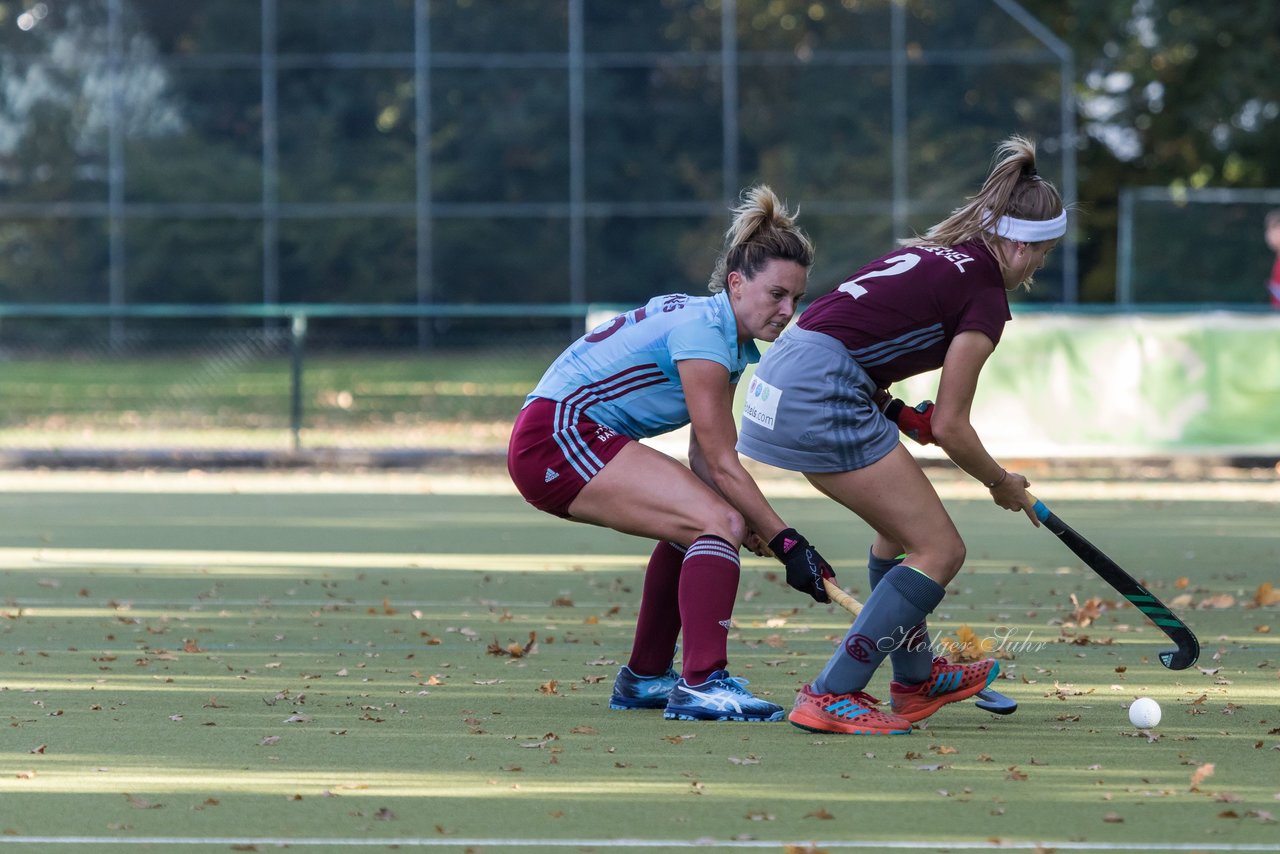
509, 186, 848, 724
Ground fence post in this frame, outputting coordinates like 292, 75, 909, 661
289, 312, 307, 451
1116, 188, 1134, 305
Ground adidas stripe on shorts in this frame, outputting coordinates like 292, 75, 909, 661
507, 397, 633, 517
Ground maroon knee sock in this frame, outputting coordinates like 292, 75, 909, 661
626, 541, 685, 675
677, 535, 741, 685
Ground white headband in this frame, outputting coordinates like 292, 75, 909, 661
984, 209, 1067, 242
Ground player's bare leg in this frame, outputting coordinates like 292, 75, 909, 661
571, 442, 783, 722
800, 444, 996, 723
805, 443, 963, 586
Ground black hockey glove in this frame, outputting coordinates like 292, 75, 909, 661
768, 528, 835, 603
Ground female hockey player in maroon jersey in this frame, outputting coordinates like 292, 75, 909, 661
738, 136, 1066, 735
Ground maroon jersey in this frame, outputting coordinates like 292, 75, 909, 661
798, 240, 1011, 387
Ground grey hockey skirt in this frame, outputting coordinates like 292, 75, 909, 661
736, 327, 900, 473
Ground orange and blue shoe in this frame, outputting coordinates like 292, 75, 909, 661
787, 684, 912, 735
889, 657, 999, 723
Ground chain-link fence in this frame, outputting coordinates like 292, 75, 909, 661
1, 0, 1077, 333
0, 1, 1083, 460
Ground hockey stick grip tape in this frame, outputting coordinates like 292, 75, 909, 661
822, 577, 864, 617
1026, 492, 1051, 523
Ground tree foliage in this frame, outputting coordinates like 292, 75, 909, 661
1019, 0, 1280, 300
0, 0, 1276, 308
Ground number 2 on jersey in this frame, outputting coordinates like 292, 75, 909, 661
836, 253, 920, 299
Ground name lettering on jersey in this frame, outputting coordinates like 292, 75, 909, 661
594, 425, 617, 443
661, 294, 688, 312
918, 245, 974, 272
742, 375, 781, 431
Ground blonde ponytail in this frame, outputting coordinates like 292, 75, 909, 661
905, 135, 1064, 252
708, 185, 814, 293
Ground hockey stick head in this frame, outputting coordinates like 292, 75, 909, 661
1030, 494, 1200, 672
1159, 636, 1199, 670
974, 688, 1018, 714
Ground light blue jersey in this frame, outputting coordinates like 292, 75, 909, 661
526, 290, 758, 439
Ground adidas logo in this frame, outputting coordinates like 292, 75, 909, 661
718, 619, 733, 630
544, 468, 559, 483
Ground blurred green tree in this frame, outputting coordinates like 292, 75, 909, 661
1, 0, 1276, 309
1019, 0, 1280, 300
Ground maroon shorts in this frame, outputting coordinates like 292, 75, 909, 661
507, 397, 633, 518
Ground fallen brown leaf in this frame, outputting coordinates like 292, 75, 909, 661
124, 793, 163, 810
1190, 763, 1216, 791
488, 631, 539, 658
1253, 582, 1280, 607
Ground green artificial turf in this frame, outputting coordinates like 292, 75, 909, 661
0, 481, 1277, 852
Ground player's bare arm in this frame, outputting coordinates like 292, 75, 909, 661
678, 357, 786, 543
688, 433, 769, 557
932, 331, 1036, 522
681, 357, 834, 601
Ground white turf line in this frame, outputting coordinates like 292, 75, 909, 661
1, 840, 1280, 851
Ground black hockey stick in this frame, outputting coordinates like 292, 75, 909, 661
1029, 494, 1199, 670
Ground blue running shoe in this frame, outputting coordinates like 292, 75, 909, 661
663, 670, 784, 722
609, 665, 679, 710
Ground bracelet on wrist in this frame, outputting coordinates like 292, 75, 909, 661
984, 468, 1008, 489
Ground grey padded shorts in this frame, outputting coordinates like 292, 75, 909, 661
736, 327, 900, 473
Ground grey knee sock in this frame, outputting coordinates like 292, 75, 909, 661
813, 564, 945, 695
868, 549, 935, 684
